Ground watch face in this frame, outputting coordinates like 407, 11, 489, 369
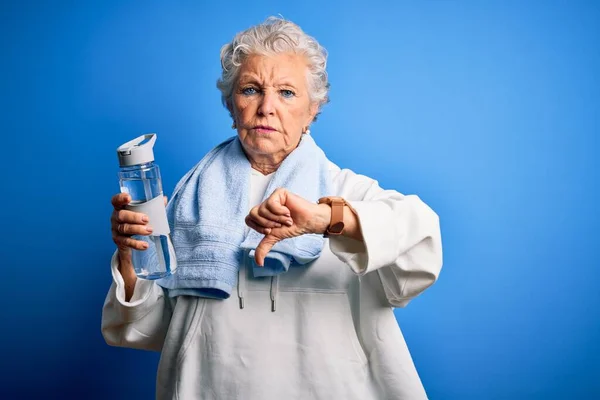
329, 221, 345, 235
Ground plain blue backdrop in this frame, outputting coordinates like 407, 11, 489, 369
1, 1, 598, 399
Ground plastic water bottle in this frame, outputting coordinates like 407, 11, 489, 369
116, 133, 177, 280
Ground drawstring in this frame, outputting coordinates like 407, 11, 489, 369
238, 262, 247, 309
270, 275, 279, 312
237, 254, 279, 312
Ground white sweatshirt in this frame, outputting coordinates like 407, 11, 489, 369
101, 161, 443, 399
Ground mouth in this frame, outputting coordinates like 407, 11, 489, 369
253, 125, 277, 133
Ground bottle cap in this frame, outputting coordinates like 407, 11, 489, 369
117, 133, 157, 167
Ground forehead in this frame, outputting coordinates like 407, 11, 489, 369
237, 53, 308, 86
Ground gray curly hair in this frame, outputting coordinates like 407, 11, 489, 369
216, 16, 330, 120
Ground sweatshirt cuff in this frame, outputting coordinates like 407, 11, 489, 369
328, 200, 399, 276
377, 266, 412, 307
110, 251, 161, 322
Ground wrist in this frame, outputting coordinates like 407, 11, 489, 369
312, 203, 332, 235
117, 251, 136, 276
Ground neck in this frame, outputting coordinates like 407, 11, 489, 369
242, 134, 306, 175
250, 160, 282, 175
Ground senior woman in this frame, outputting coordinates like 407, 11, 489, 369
102, 16, 442, 400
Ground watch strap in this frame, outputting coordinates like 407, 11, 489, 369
317, 196, 348, 236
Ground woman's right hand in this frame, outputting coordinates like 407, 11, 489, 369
110, 193, 154, 260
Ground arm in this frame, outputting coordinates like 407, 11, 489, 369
326, 165, 443, 307
101, 251, 174, 352
247, 165, 442, 306
118, 252, 139, 302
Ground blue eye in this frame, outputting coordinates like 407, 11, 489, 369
280, 89, 295, 98
242, 87, 258, 95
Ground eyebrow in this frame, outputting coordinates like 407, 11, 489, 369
276, 80, 299, 88
237, 74, 258, 83
237, 75, 299, 88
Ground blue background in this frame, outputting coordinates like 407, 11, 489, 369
1, 1, 598, 399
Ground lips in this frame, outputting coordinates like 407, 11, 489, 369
253, 125, 277, 133
254, 125, 276, 131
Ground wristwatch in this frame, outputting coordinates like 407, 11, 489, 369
317, 196, 350, 236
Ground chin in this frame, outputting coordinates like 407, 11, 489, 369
244, 137, 278, 155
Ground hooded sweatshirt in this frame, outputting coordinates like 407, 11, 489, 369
101, 161, 443, 399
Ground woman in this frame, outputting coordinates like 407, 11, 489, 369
102, 16, 443, 399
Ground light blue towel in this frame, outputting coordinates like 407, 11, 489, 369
156, 134, 332, 299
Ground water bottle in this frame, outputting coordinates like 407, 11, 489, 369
116, 133, 177, 280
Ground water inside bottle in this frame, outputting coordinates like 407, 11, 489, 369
119, 163, 173, 279
121, 178, 162, 203
131, 234, 176, 280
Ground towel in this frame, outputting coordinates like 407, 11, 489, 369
156, 134, 333, 299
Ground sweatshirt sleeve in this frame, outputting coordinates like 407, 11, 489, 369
328, 165, 443, 307
101, 251, 174, 352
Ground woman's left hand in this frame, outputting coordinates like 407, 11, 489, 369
245, 188, 330, 266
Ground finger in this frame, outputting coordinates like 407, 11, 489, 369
255, 235, 279, 267
114, 235, 149, 251
249, 208, 283, 229
113, 209, 149, 224
266, 193, 292, 217
245, 215, 273, 235
260, 203, 293, 226
111, 193, 131, 209
114, 222, 154, 236
164, 195, 168, 207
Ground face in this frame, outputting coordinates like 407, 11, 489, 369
231, 53, 318, 166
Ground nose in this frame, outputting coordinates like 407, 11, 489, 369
257, 90, 276, 116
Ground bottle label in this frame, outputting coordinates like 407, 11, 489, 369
125, 195, 170, 235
